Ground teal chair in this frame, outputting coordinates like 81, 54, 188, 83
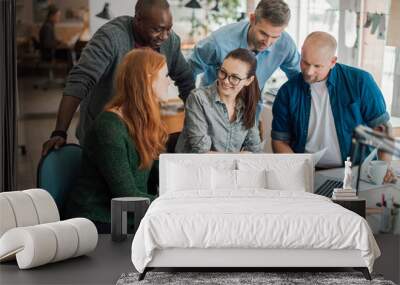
37, 144, 82, 215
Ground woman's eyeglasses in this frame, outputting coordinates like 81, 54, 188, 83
217, 68, 247, 86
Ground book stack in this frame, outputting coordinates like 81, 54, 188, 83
332, 188, 358, 200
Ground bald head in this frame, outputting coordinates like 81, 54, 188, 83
300, 32, 338, 83
303, 31, 337, 58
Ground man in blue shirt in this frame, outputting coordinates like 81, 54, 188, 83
189, 0, 300, 122
271, 31, 393, 181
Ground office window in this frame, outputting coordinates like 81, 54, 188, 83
287, 0, 339, 48
382, 46, 396, 111
264, 0, 340, 92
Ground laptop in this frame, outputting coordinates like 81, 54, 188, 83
313, 148, 382, 197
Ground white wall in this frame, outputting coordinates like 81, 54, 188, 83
89, 0, 137, 35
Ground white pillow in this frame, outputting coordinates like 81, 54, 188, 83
236, 169, 268, 189
266, 164, 306, 191
212, 168, 237, 190
237, 159, 308, 191
167, 162, 212, 191
211, 169, 268, 190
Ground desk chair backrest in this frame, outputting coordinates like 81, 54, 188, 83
37, 144, 82, 212
31, 36, 40, 51
31, 36, 51, 62
166, 132, 181, 153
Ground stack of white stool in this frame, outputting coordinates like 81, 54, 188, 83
0, 189, 98, 269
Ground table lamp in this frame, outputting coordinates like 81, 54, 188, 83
96, 3, 113, 20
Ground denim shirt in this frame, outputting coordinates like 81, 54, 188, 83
272, 63, 389, 163
189, 20, 300, 90
175, 82, 262, 153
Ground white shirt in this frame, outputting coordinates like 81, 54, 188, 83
305, 80, 342, 168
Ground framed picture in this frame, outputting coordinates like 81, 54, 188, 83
33, 0, 49, 23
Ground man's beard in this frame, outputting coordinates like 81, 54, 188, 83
303, 75, 317, 83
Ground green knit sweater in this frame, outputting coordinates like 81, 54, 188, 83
64, 112, 157, 224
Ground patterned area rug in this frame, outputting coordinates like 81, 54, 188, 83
116, 271, 396, 285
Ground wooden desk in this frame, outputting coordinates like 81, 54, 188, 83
31, 23, 84, 44
161, 111, 184, 134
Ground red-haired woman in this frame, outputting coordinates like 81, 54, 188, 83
64, 48, 169, 233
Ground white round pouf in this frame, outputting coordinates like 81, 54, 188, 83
1, 192, 39, 227
23, 189, 60, 223
0, 196, 17, 237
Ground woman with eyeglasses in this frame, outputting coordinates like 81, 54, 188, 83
175, 48, 262, 153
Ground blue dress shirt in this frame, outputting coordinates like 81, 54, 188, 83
189, 20, 301, 90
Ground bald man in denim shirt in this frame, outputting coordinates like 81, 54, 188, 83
271, 32, 394, 182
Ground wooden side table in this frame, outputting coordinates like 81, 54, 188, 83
332, 198, 366, 218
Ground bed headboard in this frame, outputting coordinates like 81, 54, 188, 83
159, 154, 314, 195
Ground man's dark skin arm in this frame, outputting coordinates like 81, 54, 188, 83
41, 96, 81, 156
41, 20, 116, 156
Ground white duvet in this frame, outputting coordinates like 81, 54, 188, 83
131, 189, 380, 273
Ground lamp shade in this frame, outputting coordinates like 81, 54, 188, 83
237, 12, 246, 22
96, 3, 112, 20
185, 0, 202, 9
211, 0, 220, 12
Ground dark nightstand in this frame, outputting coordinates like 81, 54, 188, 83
332, 198, 366, 218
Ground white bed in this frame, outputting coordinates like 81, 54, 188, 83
131, 154, 380, 280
